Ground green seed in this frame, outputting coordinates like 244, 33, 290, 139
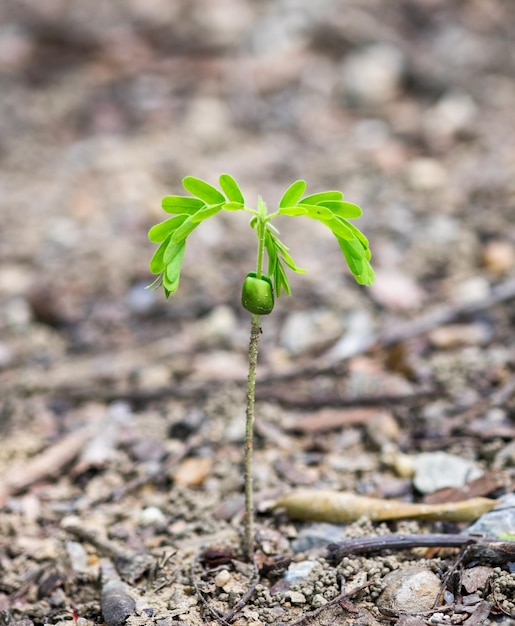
241, 272, 274, 315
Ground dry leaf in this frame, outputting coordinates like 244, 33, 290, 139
274, 490, 497, 523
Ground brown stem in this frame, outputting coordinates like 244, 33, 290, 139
244, 313, 260, 559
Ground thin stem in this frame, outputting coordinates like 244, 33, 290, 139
255, 216, 267, 279
244, 313, 260, 559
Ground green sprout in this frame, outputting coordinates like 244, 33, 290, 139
148, 174, 374, 558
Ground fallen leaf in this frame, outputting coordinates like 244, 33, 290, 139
274, 490, 497, 523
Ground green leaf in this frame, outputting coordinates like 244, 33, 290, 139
318, 201, 362, 218
162, 196, 205, 215
223, 201, 244, 211
278, 206, 308, 216
275, 262, 292, 297
148, 214, 189, 242
264, 230, 278, 276
341, 220, 372, 257
163, 240, 186, 293
338, 238, 375, 285
182, 176, 226, 205
190, 203, 223, 223
323, 216, 355, 240
299, 204, 334, 220
219, 174, 245, 204
299, 191, 343, 205
149, 236, 171, 273
170, 216, 199, 242
279, 180, 307, 208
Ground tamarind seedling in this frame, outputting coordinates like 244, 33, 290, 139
148, 174, 374, 559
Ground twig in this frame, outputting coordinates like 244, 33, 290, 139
0, 425, 97, 507
281, 580, 373, 626
191, 552, 260, 625
326, 533, 513, 565
221, 558, 259, 623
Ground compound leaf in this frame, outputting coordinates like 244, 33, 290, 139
182, 176, 226, 205
279, 180, 307, 208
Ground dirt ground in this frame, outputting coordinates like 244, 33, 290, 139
1, 1, 515, 625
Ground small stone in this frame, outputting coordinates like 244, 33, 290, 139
214, 569, 232, 588
172, 456, 213, 487
101, 580, 136, 626
139, 506, 166, 526
466, 493, 515, 538
412, 452, 483, 495
280, 309, 344, 356
406, 158, 448, 191
287, 591, 306, 604
368, 270, 425, 312
65, 541, 89, 573
428, 324, 491, 348
423, 90, 477, 139
482, 241, 515, 275
283, 560, 319, 584
378, 566, 442, 616
311, 594, 328, 608
291, 523, 348, 553
198, 305, 239, 348
341, 44, 405, 105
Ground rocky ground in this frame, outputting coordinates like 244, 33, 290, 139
0, 1, 515, 625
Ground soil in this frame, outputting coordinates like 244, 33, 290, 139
0, 1, 515, 625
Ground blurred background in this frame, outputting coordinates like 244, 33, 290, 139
1, 0, 514, 383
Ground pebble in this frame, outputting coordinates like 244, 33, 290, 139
377, 566, 442, 616
279, 309, 344, 356
214, 569, 232, 589
423, 90, 477, 139
406, 158, 448, 191
127, 282, 157, 315
282, 560, 319, 584
291, 523, 348, 553
286, 591, 307, 604
368, 269, 425, 312
101, 580, 136, 626
138, 506, 166, 527
453, 276, 490, 305
171, 456, 213, 487
341, 44, 405, 105
412, 452, 483, 494
428, 323, 491, 348
482, 240, 515, 275
466, 493, 515, 538
311, 594, 328, 608
198, 305, 239, 348
65, 541, 89, 573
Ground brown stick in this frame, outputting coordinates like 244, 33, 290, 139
327, 533, 514, 565
0, 425, 97, 507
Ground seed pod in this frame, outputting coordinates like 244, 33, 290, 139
241, 272, 274, 315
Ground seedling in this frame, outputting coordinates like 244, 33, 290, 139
148, 175, 374, 558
